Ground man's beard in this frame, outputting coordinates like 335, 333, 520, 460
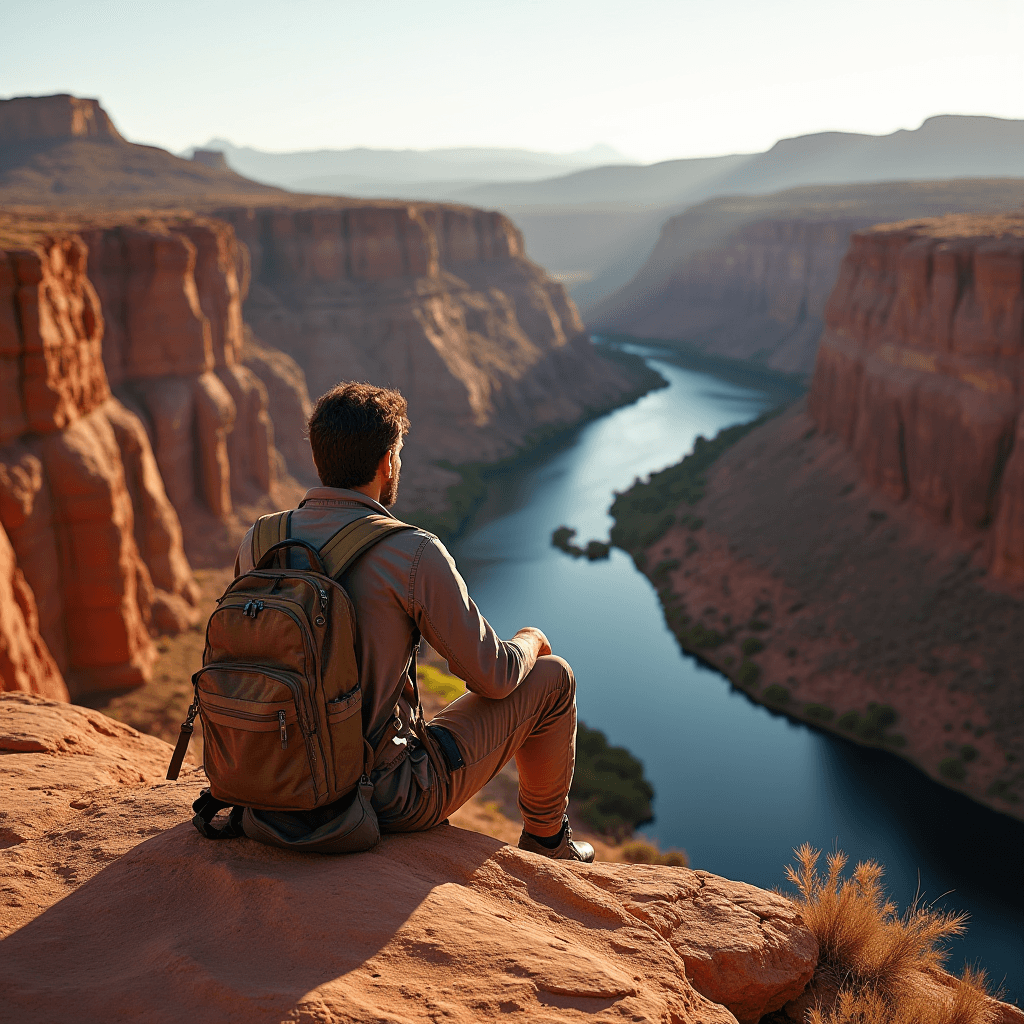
380, 465, 400, 507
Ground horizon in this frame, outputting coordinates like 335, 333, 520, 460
3, 0, 1022, 163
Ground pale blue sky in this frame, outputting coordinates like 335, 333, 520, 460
4, 0, 1022, 162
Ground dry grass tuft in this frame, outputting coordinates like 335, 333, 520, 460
787, 845, 997, 1024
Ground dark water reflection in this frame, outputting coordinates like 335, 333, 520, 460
448, 345, 1023, 998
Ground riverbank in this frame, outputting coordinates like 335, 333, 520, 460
407, 344, 668, 541
605, 402, 1024, 821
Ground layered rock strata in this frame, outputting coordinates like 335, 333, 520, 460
0, 693, 818, 1024
591, 181, 1024, 376
219, 203, 648, 514
81, 218, 277, 523
0, 234, 197, 696
810, 215, 1024, 584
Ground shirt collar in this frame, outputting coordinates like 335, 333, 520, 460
297, 486, 395, 518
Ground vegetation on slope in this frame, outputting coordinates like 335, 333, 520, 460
609, 413, 776, 558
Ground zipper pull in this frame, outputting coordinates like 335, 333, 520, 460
278, 710, 288, 749
318, 588, 328, 610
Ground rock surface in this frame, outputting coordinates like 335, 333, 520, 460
219, 203, 650, 514
809, 215, 1024, 583
0, 232, 198, 696
590, 181, 1024, 376
0, 693, 820, 1023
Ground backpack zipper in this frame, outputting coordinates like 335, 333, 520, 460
278, 710, 288, 749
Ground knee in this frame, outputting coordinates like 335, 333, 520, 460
534, 654, 575, 699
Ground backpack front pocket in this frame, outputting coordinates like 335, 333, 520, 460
198, 666, 322, 811
326, 687, 363, 794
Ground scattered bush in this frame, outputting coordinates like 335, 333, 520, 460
552, 526, 611, 560
959, 745, 978, 763
737, 660, 761, 688
747, 618, 771, 632
620, 838, 688, 867
685, 622, 727, 648
571, 723, 655, 837
805, 704, 835, 723
785, 846, 992, 1024
939, 757, 968, 782
837, 703, 901, 745
986, 778, 1021, 803
585, 540, 611, 560
742, 637, 765, 656
764, 684, 790, 705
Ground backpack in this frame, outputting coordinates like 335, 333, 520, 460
166, 508, 419, 853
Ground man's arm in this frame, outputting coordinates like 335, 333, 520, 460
412, 538, 550, 699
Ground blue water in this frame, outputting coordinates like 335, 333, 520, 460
449, 344, 1024, 1001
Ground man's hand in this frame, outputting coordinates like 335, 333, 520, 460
513, 627, 552, 659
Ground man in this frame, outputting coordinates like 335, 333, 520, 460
234, 381, 594, 862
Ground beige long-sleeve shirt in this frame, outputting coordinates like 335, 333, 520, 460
234, 488, 538, 773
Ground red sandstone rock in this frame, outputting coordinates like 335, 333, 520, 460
0, 235, 198, 695
809, 214, 1024, 582
0, 527, 66, 699
0, 694, 827, 1024
82, 219, 277, 523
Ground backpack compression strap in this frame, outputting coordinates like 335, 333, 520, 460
251, 510, 292, 568
318, 514, 416, 578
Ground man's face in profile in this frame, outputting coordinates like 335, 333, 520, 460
380, 439, 403, 507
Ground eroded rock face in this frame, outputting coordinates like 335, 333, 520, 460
0, 694, 824, 1024
809, 214, 1024, 583
82, 218, 276, 523
0, 236, 196, 696
219, 203, 642, 513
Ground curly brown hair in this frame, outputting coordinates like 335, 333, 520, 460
307, 382, 410, 489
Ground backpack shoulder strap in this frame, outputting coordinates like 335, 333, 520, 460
319, 514, 416, 580
251, 510, 292, 568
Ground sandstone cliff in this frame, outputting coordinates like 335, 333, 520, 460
219, 202, 651, 514
604, 216, 1024, 817
590, 180, 1024, 376
810, 215, 1024, 583
0, 231, 198, 697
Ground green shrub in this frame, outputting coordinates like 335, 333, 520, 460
685, 623, 727, 648
741, 637, 765, 656
805, 703, 835, 723
939, 757, 967, 782
585, 540, 611, 560
609, 414, 778, 552
737, 660, 761, 688
959, 744, 978, 763
747, 619, 771, 632
764, 684, 790, 705
417, 664, 466, 705
571, 723, 655, 836
837, 704, 899, 744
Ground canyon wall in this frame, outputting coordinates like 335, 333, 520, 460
809, 214, 1024, 584
218, 203, 646, 512
81, 217, 278, 528
590, 181, 1024, 376
0, 234, 197, 697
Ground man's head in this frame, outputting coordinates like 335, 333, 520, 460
307, 382, 410, 506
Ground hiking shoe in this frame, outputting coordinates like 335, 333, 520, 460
518, 819, 595, 862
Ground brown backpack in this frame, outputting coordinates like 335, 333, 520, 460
167, 509, 418, 853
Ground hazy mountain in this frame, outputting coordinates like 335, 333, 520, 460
190, 139, 634, 192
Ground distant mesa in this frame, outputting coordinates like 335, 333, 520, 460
0, 93, 124, 144
191, 148, 229, 172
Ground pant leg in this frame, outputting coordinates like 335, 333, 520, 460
418, 654, 577, 836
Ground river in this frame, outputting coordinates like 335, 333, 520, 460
449, 342, 1024, 1000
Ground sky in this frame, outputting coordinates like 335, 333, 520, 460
4, 0, 1023, 163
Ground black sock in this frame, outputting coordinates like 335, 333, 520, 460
528, 820, 566, 849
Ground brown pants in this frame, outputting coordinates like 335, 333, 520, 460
379, 655, 577, 837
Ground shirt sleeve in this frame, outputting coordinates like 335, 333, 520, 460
410, 537, 537, 699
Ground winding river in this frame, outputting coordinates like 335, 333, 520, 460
449, 342, 1024, 1000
